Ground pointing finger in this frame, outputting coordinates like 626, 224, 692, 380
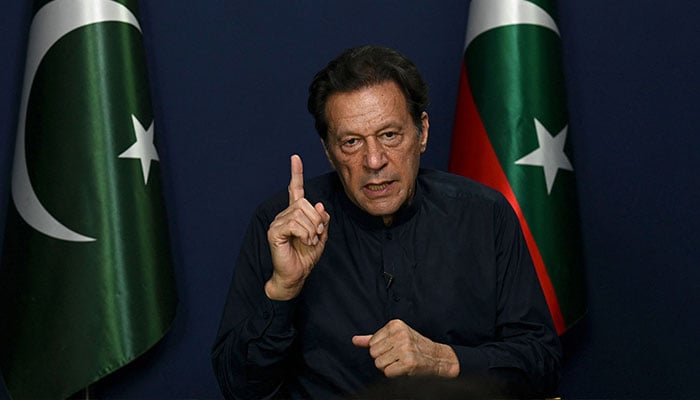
288, 154, 304, 205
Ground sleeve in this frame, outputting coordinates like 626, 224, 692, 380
451, 197, 563, 398
211, 209, 299, 400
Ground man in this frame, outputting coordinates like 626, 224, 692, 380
212, 45, 562, 399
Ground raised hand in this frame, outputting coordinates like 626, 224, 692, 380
265, 155, 331, 300
352, 319, 460, 378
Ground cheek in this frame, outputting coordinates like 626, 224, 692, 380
337, 154, 362, 169
335, 157, 362, 181
390, 146, 420, 168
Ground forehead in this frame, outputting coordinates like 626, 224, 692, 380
325, 81, 410, 137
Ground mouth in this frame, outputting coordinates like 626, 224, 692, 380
362, 180, 395, 196
366, 182, 390, 191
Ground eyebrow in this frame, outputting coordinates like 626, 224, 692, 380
332, 120, 405, 139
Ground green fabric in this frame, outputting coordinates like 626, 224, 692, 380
456, 0, 586, 329
0, 1, 176, 398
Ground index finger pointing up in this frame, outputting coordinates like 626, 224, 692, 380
288, 154, 305, 205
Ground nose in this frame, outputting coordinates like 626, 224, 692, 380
364, 137, 387, 170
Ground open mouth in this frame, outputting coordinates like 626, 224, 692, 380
363, 181, 395, 196
366, 183, 390, 191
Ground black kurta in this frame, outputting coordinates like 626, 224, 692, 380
212, 169, 561, 399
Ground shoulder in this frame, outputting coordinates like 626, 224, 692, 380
418, 169, 509, 209
417, 169, 522, 238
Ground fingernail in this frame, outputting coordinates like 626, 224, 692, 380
313, 235, 319, 245
317, 224, 324, 234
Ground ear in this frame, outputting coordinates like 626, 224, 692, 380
419, 111, 429, 153
322, 139, 337, 170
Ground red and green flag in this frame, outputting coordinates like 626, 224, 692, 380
449, 0, 585, 334
0, 0, 177, 398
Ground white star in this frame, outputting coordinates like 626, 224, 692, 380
119, 115, 159, 185
515, 118, 573, 194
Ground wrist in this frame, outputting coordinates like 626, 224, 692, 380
264, 277, 304, 301
434, 343, 461, 378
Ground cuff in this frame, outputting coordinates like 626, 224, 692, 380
450, 345, 490, 377
261, 297, 299, 333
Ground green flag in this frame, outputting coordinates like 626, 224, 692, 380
449, 0, 585, 333
0, 1, 177, 398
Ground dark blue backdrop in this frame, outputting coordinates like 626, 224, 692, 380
1, 1, 699, 398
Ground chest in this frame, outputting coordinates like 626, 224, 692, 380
297, 217, 499, 348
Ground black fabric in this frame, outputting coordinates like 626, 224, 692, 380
212, 169, 562, 399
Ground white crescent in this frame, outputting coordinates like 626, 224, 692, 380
465, 0, 560, 48
11, 0, 141, 242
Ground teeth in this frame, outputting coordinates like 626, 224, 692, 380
367, 183, 388, 191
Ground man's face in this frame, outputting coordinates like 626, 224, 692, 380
323, 81, 429, 224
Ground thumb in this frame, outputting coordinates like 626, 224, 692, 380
352, 334, 372, 348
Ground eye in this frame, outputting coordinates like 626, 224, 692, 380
380, 131, 402, 145
340, 137, 362, 153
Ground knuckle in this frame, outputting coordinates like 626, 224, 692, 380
387, 319, 404, 330
368, 347, 378, 358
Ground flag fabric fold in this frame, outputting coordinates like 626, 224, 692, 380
0, 0, 177, 398
449, 0, 585, 334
